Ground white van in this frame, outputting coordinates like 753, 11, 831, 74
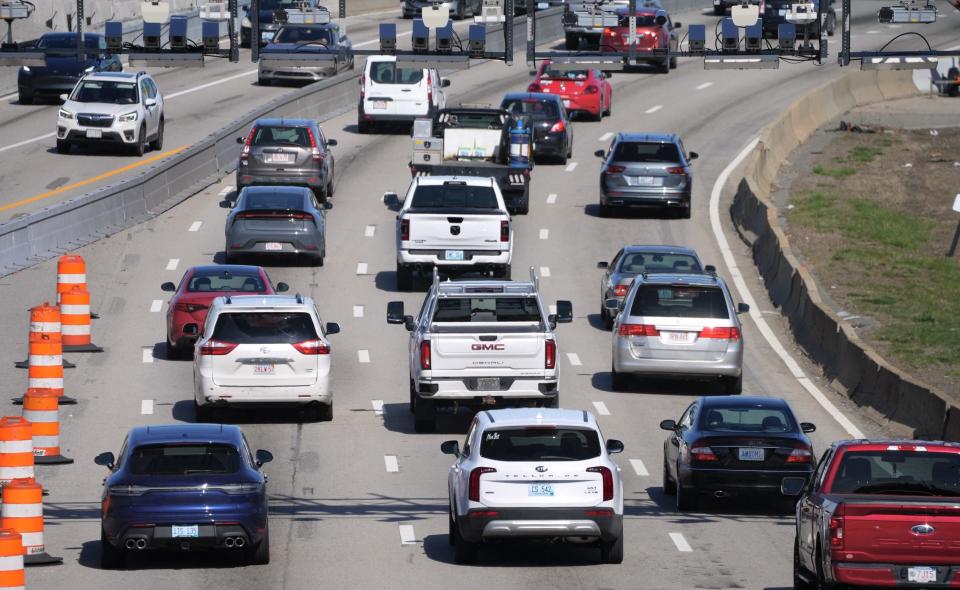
358, 56, 449, 133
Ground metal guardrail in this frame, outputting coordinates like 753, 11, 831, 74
0, 8, 565, 276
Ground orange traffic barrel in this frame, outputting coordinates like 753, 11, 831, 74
0, 529, 24, 588
0, 418, 34, 486
60, 287, 102, 353
56, 255, 87, 305
14, 302, 75, 372
1, 478, 61, 565
21, 391, 72, 466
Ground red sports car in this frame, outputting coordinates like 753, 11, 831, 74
161, 265, 288, 359
600, 8, 680, 74
528, 60, 612, 121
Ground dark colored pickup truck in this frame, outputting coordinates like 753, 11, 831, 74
794, 440, 960, 589
409, 107, 532, 215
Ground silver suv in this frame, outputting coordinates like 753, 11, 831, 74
607, 273, 748, 394
236, 118, 337, 201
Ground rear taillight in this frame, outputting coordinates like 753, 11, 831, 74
607, 164, 626, 173
619, 323, 659, 337
469, 467, 496, 502
400, 219, 410, 241
666, 166, 688, 175
359, 73, 365, 99
584, 85, 599, 94
420, 340, 431, 370
237, 211, 312, 220
527, 83, 542, 92
829, 505, 845, 549
786, 443, 813, 464
689, 443, 718, 462
427, 71, 433, 105
545, 340, 556, 370
199, 340, 237, 356
306, 128, 322, 163
292, 339, 330, 355
174, 302, 208, 313
613, 284, 628, 297
699, 326, 741, 341
500, 220, 510, 242
550, 120, 566, 134
603, 27, 616, 38
587, 466, 613, 501
240, 127, 255, 161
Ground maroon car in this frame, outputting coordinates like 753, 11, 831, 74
161, 265, 288, 359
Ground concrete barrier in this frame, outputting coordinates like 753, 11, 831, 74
728, 70, 955, 440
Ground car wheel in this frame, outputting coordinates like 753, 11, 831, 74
100, 529, 125, 569
166, 340, 186, 360
358, 119, 371, 134
814, 545, 834, 590
311, 185, 327, 204
670, 56, 678, 69
246, 524, 270, 565
611, 364, 629, 391
496, 264, 511, 280
658, 59, 670, 74
258, 77, 271, 86
453, 518, 479, 564
662, 459, 677, 495
565, 33, 579, 50
132, 124, 146, 157
679, 202, 692, 219
194, 401, 213, 423
514, 187, 530, 215
557, 152, 568, 166
724, 374, 743, 395
326, 178, 334, 198
676, 482, 697, 511
544, 395, 560, 408
409, 380, 418, 414
316, 402, 333, 422
604, 97, 612, 117
827, 15, 836, 36
396, 263, 414, 291
414, 398, 436, 433
150, 119, 164, 152
599, 531, 624, 564
794, 537, 815, 590
448, 505, 456, 546
599, 203, 615, 218
56, 140, 71, 154
18, 93, 32, 105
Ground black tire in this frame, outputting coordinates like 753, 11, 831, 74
396, 263, 414, 291
611, 365, 629, 391
599, 530, 624, 564
56, 140, 70, 154
793, 537, 816, 590
603, 96, 612, 117
414, 398, 436, 433
565, 33, 580, 50
150, 119, 164, 152
827, 15, 836, 37
713, 3, 726, 15
18, 93, 32, 105
670, 56, 678, 69
166, 340, 186, 360
311, 185, 327, 204
132, 124, 146, 157
676, 482, 697, 511
414, 417, 436, 433
599, 203, 614, 218
358, 119, 371, 134
246, 524, 270, 565
514, 188, 530, 215
326, 178, 334, 198
409, 380, 418, 414
453, 518, 479, 564
658, 59, 670, 74
496, 264, 511, 280
544, 395, 560, 408
724, 374, 743, 395
600, 306, 611, 330
100, 530, 125, 569
448, 505, 456, 546
316, 402, 333, 422
194, 401, 212, 422
814, 545, 834, 590
679, 202, 692, 219
258, 77, 271, 86
662, 460, 677, 495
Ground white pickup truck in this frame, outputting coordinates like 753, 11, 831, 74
386, 268, 573, 433
391, 176, 513, 291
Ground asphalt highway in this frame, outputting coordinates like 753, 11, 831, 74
0, 4, 957, 590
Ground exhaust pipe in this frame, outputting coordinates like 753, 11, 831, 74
124, 539, 137, 550
224, 537, 235, 548
234, 536, 246, 548
714, 490, 728, 499
135, 538, 147, 550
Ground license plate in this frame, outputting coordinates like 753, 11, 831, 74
265, 242, 283, 251
630, 176, 657, 186
444, 250, 464, 261
261, 31, 274, 41
662, 331, 695, 343
563, 99, 571, 108
529, 484, 554, 497
739, 448, 766, 461
86, 129, 102, 138
477, 377, 500, 391
265, 153, 293, 164
172, 525, 199, 538
778, 8, 788, 15
537, 2, 549, 8
254, 363, 274, 374
907, 567, 937, 583
373, 100, 387, 109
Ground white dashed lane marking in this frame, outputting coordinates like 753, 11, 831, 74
539, 266, 551, 277
539, 229, 549, 240
592, 401, 610, 416
565, 162, 578, 172
599, 132, 613, 142
670, 532, 693, 552
353, 305, 364, 318
166, 258, 180, 271
150, 300, 163, 313
141, 400, 154, 415
188, 221, 202, 232
546, 193, 557, 204
358, 350, 371, 363
384, 455, 399, 473
371, 400, 384, 416
566, 353, 582, 366
356, 262, 368, 275
218, 186, 234, 196
645, 105, 663, 114
695, 82, 713, 90
630, 459, 649, 476
142, 348, 154, 363
364, 225, 376, 237
398, 524, 417, 545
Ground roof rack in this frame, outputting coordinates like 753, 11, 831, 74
528, 266, 539, 291
295, 293, 304, 304
224, 295, 232, 305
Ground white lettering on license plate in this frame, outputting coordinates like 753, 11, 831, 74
172, 525, 199, 538
373, 100, 387, 109
265, 242, 283, 251
739, 448, 765, 461
529, 484, 554, 497
444, 250, 464, 261
908, 567, 937, 583
663, 331, 694, 343
254, 363, 274, 374
86, 129, 102, 138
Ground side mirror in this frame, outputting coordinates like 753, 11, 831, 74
183, 324, 199, 336
781, 477, 807, 497
404, 316, 415, 331
326, 138, 338, 146
704, 264, 716, 273
383, 192, 399, 207
655, 14, 667, 25
219, 200, 233, 208
275, 282, 290, 292
144, 98, 157, 107
161, 282, 176, 292
673, 21, 683, 28
594, 149, 606, 158
800, 422, 817, 433
387, 301, 405, 324
94, 451, 115, 469
59, 93, 68, 101
596, 261, 609, 269
688, 151, 699, 160
604, 298, 619, 312
255, 449, 274, 467
440, 440, 460, 456
325, 322, 340, 335
737, 303, 750, 314
554, 300, 573, 324
323, 201, 333, 210
605, 439, 624, 454
441, 78, 451, 87
236, 136, 245, 144
659, 419, 677, 431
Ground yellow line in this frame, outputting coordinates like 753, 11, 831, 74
0, 144, 191, 214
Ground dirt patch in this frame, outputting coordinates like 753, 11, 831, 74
784, 126, 960, 397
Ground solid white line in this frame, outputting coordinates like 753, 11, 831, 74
696, 82, 713, 90
669, 532, 692, 552
0, 132, 56, 154
358, 350, 371, 363
630, 459, 649, 476
539, 229, 549, 240
356, 262, 368, 275
539, 266, 551, 277
188, 221, 203, 232
546, 193, 557, 204
708, 138, 864, 439
645, 105, 663, 114
0, 92, 17, 101
150, 299, 163, 313
141, 399, 154, 415
398, 524, 417, 545
592, 401, 610, 416
353, 305, 364, 318
564, 162, 578, 172
371, 400, 384, 416
166, 258, 179, 271
364, 225, 376, 237
165, 70, 257, 99
384, 455, 399, 473
142, 348, 153, 363
599, 132, 613, 142
866, 29, 879, 34
218, 185, 234, 196
566, 353, 582, 366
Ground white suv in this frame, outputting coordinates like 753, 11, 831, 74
56, 71, 164, 156
192, 294, 340, 422
357, 56, 448, 133
442, 408, 625, 564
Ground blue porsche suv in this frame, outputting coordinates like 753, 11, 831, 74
95, 424, 273, 568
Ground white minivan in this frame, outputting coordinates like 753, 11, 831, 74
358, 56, 449, 133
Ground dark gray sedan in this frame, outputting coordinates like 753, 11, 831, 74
236, 118, 337, 201
222, 186, 328, 265
597, 245, 709, 328
595, 132, 697, 218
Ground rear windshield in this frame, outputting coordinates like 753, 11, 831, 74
480, 428, 602, 462
619, 252, 701, 274
251, 126, 311, 147
541, 67, 590, 80
369, 61, 424, 84
410, 184, 498, 209
616, 14, 660, 26
830, 451, 960, 496
242, 191, 304, 211
212, 312, 318, 343
273, 26, 331, 45
612, 141, 681, 163
700, 406, 796, 433
630, 285, 729, 319
501, 99, 561, 121
188, 272, 265, 293
432, 297, 542, 323
128, 444, 241, 475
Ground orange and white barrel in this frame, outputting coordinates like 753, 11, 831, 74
0, 419, 34, 485
60, 286, 92, 348
21, 390, 71, 465
26, 304, 64, 396
1, 478, 45, 559
0, 529, 24, 589
56, 255, 87, 305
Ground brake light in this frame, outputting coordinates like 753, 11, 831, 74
607, 164, 626, 173
240, 127, 255, 161
469, 467, 496, 502
292, 339, 330, 355
829, 505, 845, 549
359, 73, 365, 99
527, 83, 542, 92
584, 85, 599, 94
690, 443, 718, 462
613, 285, 628, 297
400, 219, 410, 241
699, 326, 741, 341
549, 119, 566, 134
427, 71, 433, 105
306, 128, 322, 163
786, 443, 813, 464
584, 508, 614, 517
603, 27, 617, 38
666, 166, 688, 175
174, 302, 208, 313
500, 220, 509, 242
545, 339, 556, 369
619, 323, 659, 337
237, 211, 312, 220
587, 466, 613, 501
420, 340, 431, 370
467, 510, 500, 518
199, 340, 237, 356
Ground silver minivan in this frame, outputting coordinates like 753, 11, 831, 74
607, 273, 748, 394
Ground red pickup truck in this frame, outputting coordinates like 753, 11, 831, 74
794, 440, 960, 589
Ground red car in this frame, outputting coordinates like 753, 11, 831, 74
161, 265, 288, 359
795, 440, 960, 589
527, 60, 612, 121
600, 8, 680, 74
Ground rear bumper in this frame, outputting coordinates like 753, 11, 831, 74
833, 562, 960, 587
398, 248, 511, 268
612, 342, 743, 378
680, 466, 813, 493
417, 376, 557, 400
601, 187, 690, 207
360, 101, 432, 122
458, 508, 622, 543
195, 373, 331, 406
227, 233, 325, 258
258, 65, 338, 82
533, 133, 566, 157
236, 173, 322, 190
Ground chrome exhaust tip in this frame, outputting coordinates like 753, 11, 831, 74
124, 539, 137, 550
135, 538, 147, 550
224, 537, 235, 548
234, 536, 246, 548
714, 490, 728, 498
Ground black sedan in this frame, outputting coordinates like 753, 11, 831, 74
660, 395, 816, 511
500, 92, 573, 165
18, 33, 122, 104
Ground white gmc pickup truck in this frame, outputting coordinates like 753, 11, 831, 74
391, 176, 513, 291
386, 268, 573, 433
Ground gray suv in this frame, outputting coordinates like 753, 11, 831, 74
594, 133, 697, 219
607, 273, 749, 394
236, 118, 337, 201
